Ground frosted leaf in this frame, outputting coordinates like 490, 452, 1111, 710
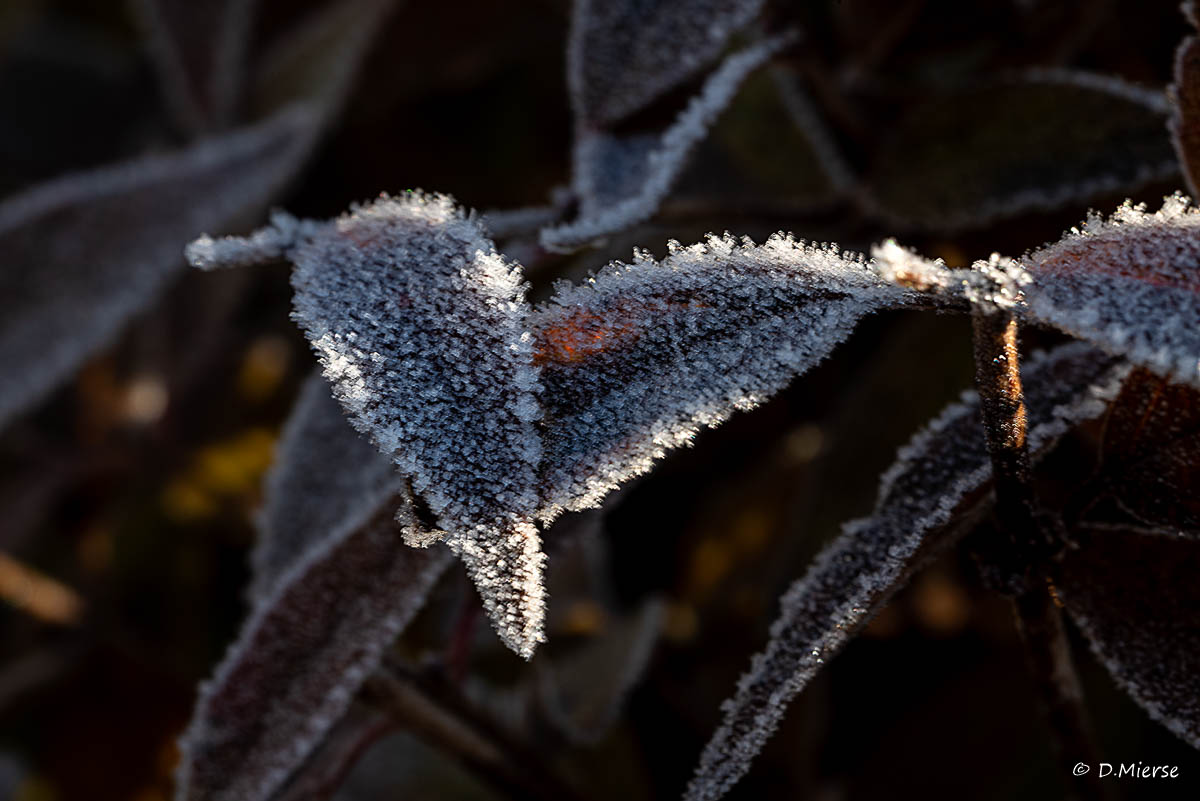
537, 597, 665, 744
1021, 194, 1200, 388
868, 71, 1177, 230
1086, 368, 1200, 534
532, 233, 919, 519
1171, 8, 1200, 198
194, 192, 548, 658
0, 104, 316, 430
250, 372, 408, 604
684, 342, 1127, 801
568, 0, 768, 127
175, 487, 454, 801
133, 0, 253, 132
1058, 529, 1200, 748
544, 34, 793, 252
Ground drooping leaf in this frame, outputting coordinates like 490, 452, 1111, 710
190, 193, 548, 658
176, 485, 453, 801
567, 0, 767, 128
531, 233, 923, 519
868, 71, 1177, 230
1171, 5, 1200, 198
683, 343, 1127, 801
1086, 368, 1200, 534
0, 103, 316, 430
133, 0, 254, 132
1057, 529, 1200, 748
1021, 194, 1200, 388
176, 372, 452, 801
249, 372, 403, 604
543, 34, 793, 252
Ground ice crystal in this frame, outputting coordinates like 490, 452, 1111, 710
1058, 530, 1200, 748
1022, 194, 1200, 388
567, 0, 767, 128
684, 343, 1127, 801
0, 104, 315, 430
543, 33, 793, 252
533, 233, 920, 519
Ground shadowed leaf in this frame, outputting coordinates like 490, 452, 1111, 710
1087, 368, 1200, 534
1058, 529, 1200, 748
133, 0, 254, 132
175, 484, 453, 801
250, 373, 404, 604
1022, 194, 1200, 388
532, 233, 921, 518
0, 104, 316, 430
1171, 7, 1200, 198
568, 0, 767, 128
684, 343, 1127, 801
543, 34, 793, 252
869, 71, 1176, 230
177, 376, 451, 801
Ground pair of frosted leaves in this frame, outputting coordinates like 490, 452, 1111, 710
188, 190, 1200, 661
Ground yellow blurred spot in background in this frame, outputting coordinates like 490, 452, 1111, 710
237, 335, 291, 403
560, 601, 607, 636
162, 428, 277, 522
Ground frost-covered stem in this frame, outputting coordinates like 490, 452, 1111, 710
1012, 584, 1111, 801
365, 664, 589, 801
971, 311, 1108, 801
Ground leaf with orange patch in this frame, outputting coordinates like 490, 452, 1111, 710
532, 233, 923, 519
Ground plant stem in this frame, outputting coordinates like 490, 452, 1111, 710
364, 661, 591, 801
272, 704, 395, 801
970, 310, 1111, 801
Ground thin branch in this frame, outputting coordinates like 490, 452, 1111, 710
364, 661, 592, 801
970, 310, 1110, 801
271, 705, 395, 801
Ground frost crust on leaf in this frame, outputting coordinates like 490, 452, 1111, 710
684, 342, 1127, 801
533, 233, 918, 520
1058, 530, 1200, 749
544, 33, 794, 252
1022, 194, 1200, 388
175, 484, 453, 801
567, 0, 768, 127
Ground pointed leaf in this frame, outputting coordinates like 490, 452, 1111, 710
1058, 529, 1200, 748
133, 0, 254, 132
0, 104, 316, 429
192, 193, 548, 658
1022, 194, 1200, 388
532, 233, 919, 518
176, 487, 453, 801
684, 343, 1127, 801
869, 71, 1176, 230
1088, 368, 1200, 534
543, 34, 792, 252
568, 0, 768, 127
